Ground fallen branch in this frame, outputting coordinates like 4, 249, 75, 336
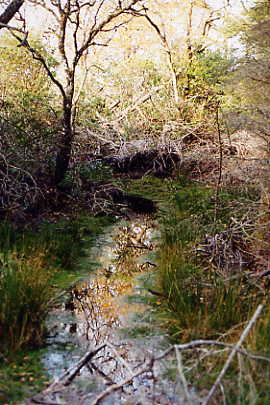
90, 358, 154, 405
115, 85, 164, 121
31, 343, 107, 402
175, 346, 192, 405
30, 311, 270, 405
202, 304, 264, 405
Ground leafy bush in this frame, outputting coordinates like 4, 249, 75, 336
0, 35, 59, 215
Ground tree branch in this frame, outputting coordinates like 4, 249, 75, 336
202, 304, 264, 405
0, 0, 24, 28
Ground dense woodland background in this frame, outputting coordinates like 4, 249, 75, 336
1, 0, 270, 203
2, 0, 270, 404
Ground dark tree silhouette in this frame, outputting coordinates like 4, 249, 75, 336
0, 0, 24, 28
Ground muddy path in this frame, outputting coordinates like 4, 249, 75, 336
27, 216, 198, 405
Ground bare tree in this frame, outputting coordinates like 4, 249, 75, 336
8, 0, 146, 185
134, 0, 229, 109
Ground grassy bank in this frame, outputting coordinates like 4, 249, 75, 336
154, 181, 270, 403
0, 215, 114, 403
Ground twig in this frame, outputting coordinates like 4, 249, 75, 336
90, 358, 154, 405
219, 383, 226, 405
29, 331, 270, 404
175, 346, 192, 405
202, 304, 264, 405
155, 339, 270, 364
60, 344, 105, 385
115, 85, 164, 121
126, 244, 150, 249
237, 352, 244, 405
87, 362, 116, 385
35, 344, 107, 397
214, 105, 223, 225
106, 342, 134, 376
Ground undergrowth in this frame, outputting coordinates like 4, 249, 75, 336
0, 349, 50, 404
155, 181, 270, 403
156, 184, 261, 340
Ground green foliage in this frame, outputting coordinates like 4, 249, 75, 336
0, 349, 49, 404
239, 0, 270, 54
76, 94, 111, 125
0, 215, 113, 356
176, 50, 233, 123
0, 34, 57, 137
155, 184, 261, 341
0, 250, 53, 352
184, 50, 232, 90
0, 34, 59, 214
223, 0, 270, 133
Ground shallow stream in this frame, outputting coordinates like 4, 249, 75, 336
28, 215, 191, 404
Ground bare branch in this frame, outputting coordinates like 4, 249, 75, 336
89, 0, 106, 32
10, 31, 66, 98
29, 314, 270, 405
76, 0, 143, 62
90, 358, 154, 405
0, 21, 24, 32
0, 0, 24, 28
175, 347, 192, 405
133, 10, 180, 104
202, 304, 264, 405
115, 85, 164, 121
58, 2, 71, 74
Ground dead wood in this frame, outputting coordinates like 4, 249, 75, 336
115, 85, 164, 121
103, 149, 181, 178
29, 306, 270, 405
202, 304, 264, 405
29, 344, 107, 404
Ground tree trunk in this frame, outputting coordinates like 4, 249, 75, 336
54, 96, 73, 186
0, 0, 24, 27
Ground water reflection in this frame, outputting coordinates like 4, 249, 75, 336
40, 218, 186, 404
44, 219, 156, 376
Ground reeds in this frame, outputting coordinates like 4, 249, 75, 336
155, 182, 270, 402
156, 185, 263, 340
0, 251, 53, 352
0, 216, 112, 355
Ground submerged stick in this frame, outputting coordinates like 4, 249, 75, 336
32, 343, 107, 401
175, 346, 192, 405
90, 358, 154, 405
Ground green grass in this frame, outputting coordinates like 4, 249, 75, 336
0, 251, 53, 353
0, 214, 115, 403
0, 215, 114, 355
153, 181, 270, 403
0, 348, 50, 405
155, 184, 262, 339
